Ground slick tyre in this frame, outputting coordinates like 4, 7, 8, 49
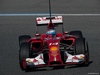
43, 52, 49, 64
74, 38, 89, 65
85, 42, 89, 65
74, 38, 86, 54
19, 42, 30, 70
19, 35, 31, 46
70, 30, 83, 38
61, 51, 66, 63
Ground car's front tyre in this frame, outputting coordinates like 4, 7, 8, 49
74, 38, 89, 66
19, 42, 30, 70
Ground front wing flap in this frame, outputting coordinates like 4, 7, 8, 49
65, 52, 85, 63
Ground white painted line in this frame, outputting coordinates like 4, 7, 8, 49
0, 14, 49, 16
0, 14, 100, 16
53, 14, 100, 16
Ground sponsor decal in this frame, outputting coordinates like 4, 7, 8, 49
50, 46, 58, 56
49, 42, 58, 46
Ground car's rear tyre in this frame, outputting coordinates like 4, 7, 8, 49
19, 35, 31, 46
70, 30, 83, 38
19, 42, 30, 70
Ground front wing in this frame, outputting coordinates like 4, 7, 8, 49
25, 52, 85, 67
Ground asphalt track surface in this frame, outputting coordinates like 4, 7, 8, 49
0, 0, 100, 75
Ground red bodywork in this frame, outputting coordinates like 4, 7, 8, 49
19, 16, 89, 70
25, 22, 78, 67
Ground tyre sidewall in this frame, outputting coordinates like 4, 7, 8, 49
19, 42, 30, 70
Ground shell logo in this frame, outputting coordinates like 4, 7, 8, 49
50, 46, 58, 56
50, 46, 58, 51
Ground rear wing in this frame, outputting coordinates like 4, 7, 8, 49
36, 16, 63, 26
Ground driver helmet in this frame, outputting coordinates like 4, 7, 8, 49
46, 29, 56, 36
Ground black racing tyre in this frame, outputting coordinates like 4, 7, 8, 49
74, 38, 86, 54
43, 52, 49, 64
61, 51, 66, 63
19, 42, 30, 70
85, 42, 89, 65
19, 35, 31, 46
70, 30, 83, 38
75, 38, 89, 66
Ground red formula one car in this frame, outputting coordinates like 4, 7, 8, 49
19, 16, 89, 70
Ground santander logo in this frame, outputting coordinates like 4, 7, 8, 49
49, 42, 58, 46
